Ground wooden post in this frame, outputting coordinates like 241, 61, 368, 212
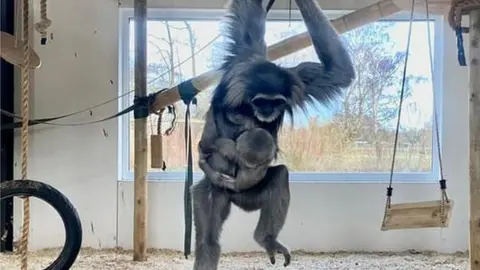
133, 0, 148, 262
470, 9, 480, 270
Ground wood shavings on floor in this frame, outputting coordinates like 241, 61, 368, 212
0, 248, 468, 269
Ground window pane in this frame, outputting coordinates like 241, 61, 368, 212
126, 18, 435, 174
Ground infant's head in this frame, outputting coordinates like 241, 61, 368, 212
236, 128, 276, 166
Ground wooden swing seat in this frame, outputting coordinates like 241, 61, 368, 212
1, 31, 41, 69
381, 199, 453, 231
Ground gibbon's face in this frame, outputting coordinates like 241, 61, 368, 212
246, 62, 300, 123
251, 94, 287, 123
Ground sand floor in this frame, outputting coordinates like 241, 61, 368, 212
0, 248, 468, 269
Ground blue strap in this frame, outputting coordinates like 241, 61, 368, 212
456, 27, 467, 66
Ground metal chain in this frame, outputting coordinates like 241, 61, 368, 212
19, 0, 31, 269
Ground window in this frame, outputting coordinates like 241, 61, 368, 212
118, 8, 443, 182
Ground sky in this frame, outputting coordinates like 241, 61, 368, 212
127, 16, 437, 130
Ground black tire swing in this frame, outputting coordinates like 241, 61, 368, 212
380, 0, 453, 231
0, 0, 82, 269
0, 180, 83, 270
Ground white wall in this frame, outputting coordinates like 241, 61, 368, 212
12, 0, 470, 253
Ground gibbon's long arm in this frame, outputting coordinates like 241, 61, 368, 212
221, 0, 267, 73
149, 0, 402, 112
288, 0, 356, 109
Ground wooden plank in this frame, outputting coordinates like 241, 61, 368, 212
470, 9, 480, 269
150, 134, 164, 169
150, 0, 402, 111
133, 0, 148, 262
393, 0, 451, 15
0, 31, 41, 69
381, 200, 453, 231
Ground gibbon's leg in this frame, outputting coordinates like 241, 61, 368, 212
254, 165, 291, 266
191, 178, 232, 270
230, 165, 291, 266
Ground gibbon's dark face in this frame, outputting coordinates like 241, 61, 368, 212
251, 94, 287, 123
245, 62, 301, 123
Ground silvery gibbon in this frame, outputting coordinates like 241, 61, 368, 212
191, 0, 355, 269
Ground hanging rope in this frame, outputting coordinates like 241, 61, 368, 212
426, 1, 450, 225
34, 0, 51, 45
381, 0, 416, 229
19, 0, 31, 269
448, 0, 480, 32
448, 0, 480, 66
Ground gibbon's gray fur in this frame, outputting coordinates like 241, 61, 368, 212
191, 0, 355, 269
198, 127, 277, 192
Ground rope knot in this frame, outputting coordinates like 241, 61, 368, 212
448, 0, 480, 33
34, 0, 51, 45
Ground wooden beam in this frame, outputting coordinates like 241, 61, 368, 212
0, 31, 41, 69
150, 0, 402, 111
393, 0, 451, 15
133, 0, 148, 262
470, 9, 480, 270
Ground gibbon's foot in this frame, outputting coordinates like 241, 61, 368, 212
281, 249, 291, 267
266, 241, 291, 267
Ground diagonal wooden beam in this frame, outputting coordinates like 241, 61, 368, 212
150, 0, 402, 111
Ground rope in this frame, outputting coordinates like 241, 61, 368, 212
19, 0, 31, 268
426, 1, 450, 225
386, 0, 416, 204
34, 0, 51, 45
448, 0, 480, 66
382, 0, 416, 228
448, 0, 480, 32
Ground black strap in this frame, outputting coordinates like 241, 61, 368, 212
178, 80, 198, 105
1, 101, 137, 130
0, 92, 159, 130
183, 100, 194, 259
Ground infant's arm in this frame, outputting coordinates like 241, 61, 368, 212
198, 159, 238, 191
233, 166, 268, 191
212, 138, 238, 161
